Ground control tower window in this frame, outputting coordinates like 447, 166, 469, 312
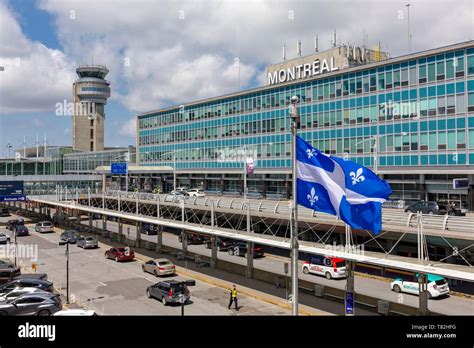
90, 119, 94, 127
90, 142, 94, 151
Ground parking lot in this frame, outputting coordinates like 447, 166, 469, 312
0, 215, 301, 316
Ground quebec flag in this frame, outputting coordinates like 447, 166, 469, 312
296, 136, 392, 234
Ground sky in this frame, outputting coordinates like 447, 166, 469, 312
0, 0, 473, 155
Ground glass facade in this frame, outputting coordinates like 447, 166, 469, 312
63, 148, 136, 174
138, 44, 474, 174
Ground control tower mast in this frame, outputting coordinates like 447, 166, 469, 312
72, 65, 111, 151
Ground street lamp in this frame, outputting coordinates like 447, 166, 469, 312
289, 95, 300, 316
58, 239, 71, 304
158, 148, 200, 192
354, 132, 408, 175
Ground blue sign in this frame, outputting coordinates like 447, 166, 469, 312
0, 181, 24, 202
345, 292, 354, 315
111, 162, 127, 175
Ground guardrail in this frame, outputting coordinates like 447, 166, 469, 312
28, 190, 474, 235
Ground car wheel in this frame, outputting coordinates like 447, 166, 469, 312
153, 270, 158, 277
429, 211, 434, 215
0, 311, 7, 316
325, 272, 332, 280
115, 257, 119, 262
393, 285, 401, 293
162, 297, 167, 306
303, 267, 309, 274
142, 265, 146, 272
427, 292, 432, 299
38, 309, 51, 316
146, 290, 152, 298
105, 253, 109, 259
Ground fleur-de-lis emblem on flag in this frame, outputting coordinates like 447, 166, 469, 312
350, 168, 365, 185
306, 148, 317, 159
307, 187, 319, 206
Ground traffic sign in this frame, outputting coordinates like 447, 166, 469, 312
0, 181, 25, 202
453, 178, 469, 189
345, 292, 354, 315
111, 162, 127, 175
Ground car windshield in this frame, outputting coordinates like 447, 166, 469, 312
16, 226, 27, 231
42, 222, 52, 227
158, 261, 171, 266
435, 279, 447, 286
86, 238, 95, 241
116, 248, 126, 252
170, 284, 186, 293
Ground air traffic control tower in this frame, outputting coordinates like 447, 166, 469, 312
72, 65, 111, 152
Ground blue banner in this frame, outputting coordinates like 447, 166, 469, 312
111, 162, 127, 175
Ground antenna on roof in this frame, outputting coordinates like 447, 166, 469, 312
314, 35, 319, 52
297, 40, 302, 57
332, 30, 337, 47
283, 43, 286, 61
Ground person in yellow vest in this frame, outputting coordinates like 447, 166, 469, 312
228, 284, 239, 311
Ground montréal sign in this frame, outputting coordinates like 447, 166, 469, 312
267, 57, 339, 85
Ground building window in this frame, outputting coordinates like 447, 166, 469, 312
467, 55, 474, 75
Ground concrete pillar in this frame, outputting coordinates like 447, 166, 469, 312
88, 213, 93, 229
136, 221, 141, 248
345, 260, 355, 315
210, 235, 217, 268
102, 215, 108, 238
245, 241, 254, 279
262, 176, 267, 198
419, 174, 427, 201
118, 218, 123, 243
156, 225, 163, 252
181, 231, 188, 255
417, 273, 429, 315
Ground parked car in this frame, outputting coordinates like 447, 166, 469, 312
142, 258, 176, 277
141, 223, 158, 235
0, 233, 10, 244
35, 221, 54, 233
405, 201, 441, 215
0, 208, 10, 217
302, 256, 347, 279
0, 287, 50, 302
6, 219, 24, 231
227, 242, 265, 258
391, 274, 450, 298
105, 247, 135, 262
146, 280, 195, 305
14, 225, 29, 237
0, 260, 21, 285
59, 230, 80, 244
0, 292, 62, 316
178, 233, 206, 245
54, 309, 97, 316
0, 279, 54, 295
186, 188, 205, 197
204, 238, 233, 251
14, 273, 48, 281
77, 236, 98, 249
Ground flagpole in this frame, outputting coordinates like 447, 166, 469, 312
290, 95, 300, 316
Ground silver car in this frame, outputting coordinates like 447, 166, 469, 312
77, 236, 98, 249
142, 258, 176, 276
0, 292, 62, 316
0, 233, 10, 244
35, 221, 54, 233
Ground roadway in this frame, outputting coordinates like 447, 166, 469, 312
85, 218, 474, 316
0, 215, 334, 316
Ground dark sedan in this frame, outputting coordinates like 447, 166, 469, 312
204, 238, 233, 251
0, 292, 62, 316
405, 201, 442, 215
59, 230, 80, 244
14, 225, 29, 237
6, 219, 24, 231
0, 279, 54, 295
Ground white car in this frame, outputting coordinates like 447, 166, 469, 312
391, 274, 450, 298
0, 287, 48, 302
302, 256, 347, 279
53, 309, 97, 316
0, 233, 10, 244
35, 221, 54, 233
187, 189, 205, 197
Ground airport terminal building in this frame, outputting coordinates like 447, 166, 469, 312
137, 41, 474, 210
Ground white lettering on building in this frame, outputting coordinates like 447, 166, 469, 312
268, 57, 339, 85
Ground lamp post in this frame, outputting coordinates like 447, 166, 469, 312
354, 132, 407, 175
159, 148, 199, 192
59, 239, 71, 304
289, 95, 300, 316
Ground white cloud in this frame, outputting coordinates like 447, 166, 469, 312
118, 117, 136, 137
0, 1, 76, 114
2, 0, 473, 116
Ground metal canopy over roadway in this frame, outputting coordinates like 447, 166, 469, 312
30, 196, 474, 282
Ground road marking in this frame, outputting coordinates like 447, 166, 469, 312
98, 282, 107, 286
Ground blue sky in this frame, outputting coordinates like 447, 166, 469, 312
0, 0, 473, 156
